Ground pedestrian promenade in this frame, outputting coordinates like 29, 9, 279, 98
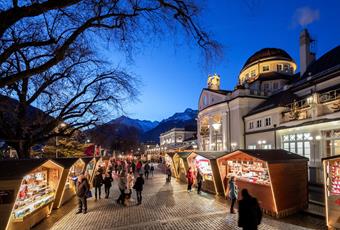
34, 166, 326, 230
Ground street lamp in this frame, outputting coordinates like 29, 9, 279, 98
257, 140, 266, 149
212, 123, 221, 151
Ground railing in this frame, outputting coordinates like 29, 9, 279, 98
319, 88, 340, 103
285, 98, 309, 111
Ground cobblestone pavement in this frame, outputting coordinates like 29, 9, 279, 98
34, 166, 326, 230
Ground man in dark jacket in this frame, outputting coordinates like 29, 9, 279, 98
133, 173, 145, 205
144, 162, 150, 179
76, 174, 90, 214
238, 189, 262, 230
93, 171, 104, 200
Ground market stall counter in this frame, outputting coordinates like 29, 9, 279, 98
52, 158, 85, 209
323, 155, 340, 229
187, 151, 227, 195
165, 152, 177, 178
217, 149, 308, 217
0, 159, 63, 230
173, 152, 192, 182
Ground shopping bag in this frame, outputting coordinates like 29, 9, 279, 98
86, 190, 92, 198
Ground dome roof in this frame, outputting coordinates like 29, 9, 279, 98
242, 48, 293, 70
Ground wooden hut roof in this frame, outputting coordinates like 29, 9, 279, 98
231, 149, 308, 163
82, 157, 94, 164
195, 151, 229, 160
166, 152, 176, 158
322, 155, 340, 161
0, 159, 48, 180
176, 152, 193, 159
52, 158, 79, 169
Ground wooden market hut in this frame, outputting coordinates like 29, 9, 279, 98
0, 159, 63, 230
217, 149, 309, 217
82, 157, 96, 185
52, 158, 85, 209
165, 152, 177, 178
173, 152, 193, 182
322, 155, 340, 229
187, 151, 228, 195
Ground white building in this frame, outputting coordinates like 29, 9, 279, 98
160, 128, 196, 150
197, 29, 340, 184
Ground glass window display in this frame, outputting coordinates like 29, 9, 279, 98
66, 161, 84, 191
195, 156, 213, 180
326, 160, 340, 196
227, 160, 270, 186
12, 169, 56, 220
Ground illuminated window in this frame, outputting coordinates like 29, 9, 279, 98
283, 64, 290, 72
263, 144, 272, 149
277, 64, 283, 71
248, 145, 256, 149
251, 70, 256, 77
281, 133, 312, 160
262, 65, 269, 72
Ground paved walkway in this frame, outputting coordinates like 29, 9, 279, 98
34, 166, 326, 230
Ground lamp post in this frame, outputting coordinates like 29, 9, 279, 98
257, 140, 266, 149
212, 123, 221, 151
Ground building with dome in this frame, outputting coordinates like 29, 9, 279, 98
197, 29, 340, 184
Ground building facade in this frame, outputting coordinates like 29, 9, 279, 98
197, 29, 340, 184
160, 128, 196, 151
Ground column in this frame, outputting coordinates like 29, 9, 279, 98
222, 111, 227, 151
209, 116, 213, 151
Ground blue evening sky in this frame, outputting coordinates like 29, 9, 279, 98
105, 0, 340, 122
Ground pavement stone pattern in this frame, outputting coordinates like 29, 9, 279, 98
34, 165, 326, 230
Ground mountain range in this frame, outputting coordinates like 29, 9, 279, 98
87, 108, 198, 149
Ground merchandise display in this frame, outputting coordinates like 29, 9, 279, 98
227, 160, 270, 186
326, 160, 340, 196
66, 162, 83, 191
195, 156, 213, 180
12, 170, 56, 220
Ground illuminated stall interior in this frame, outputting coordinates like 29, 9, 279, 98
0, 159, 63, 230
217, 149, 308, 217
83, 157, 96, 185
173, 152, 191, 182
94, 157, 106, 173
323, 155, 340, 229
53, 158, 85, 209
165, 152, 177, 178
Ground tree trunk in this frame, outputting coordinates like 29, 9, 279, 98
15, 140, 31, 159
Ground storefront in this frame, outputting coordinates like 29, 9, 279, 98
173, 152, 191, 182
187, 152, 227, 195
323, 155, 340, 229
165, 152, 177, 178
0, 159, 63, 230
53, 158, 85, 209
217, 149, 308, 217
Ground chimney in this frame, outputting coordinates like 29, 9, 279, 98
299, 29, 316, 76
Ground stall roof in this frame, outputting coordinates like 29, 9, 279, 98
176, 152, 193, 159
95, 156, 101, 161
230, 149, 308, 163
195, 151, 229, 160
52, 158, 79, 169
166, 152, 176, 158
82, 157, 94, 164
322, 155, 340, 161
0, 159, 48, 180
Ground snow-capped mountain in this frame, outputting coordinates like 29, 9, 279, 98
109, 115, 159, 132
161, 108, 197, 122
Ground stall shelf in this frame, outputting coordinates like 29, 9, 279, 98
52, 158, 85, 209
217, 149, 308, 217
0, 159, 63, 230
173, 152, 193, 183
323, 155, 340, 229
165, 152, 177, 178
187, 151, 227, 195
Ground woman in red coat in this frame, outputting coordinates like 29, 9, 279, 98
186, 167, 194, 192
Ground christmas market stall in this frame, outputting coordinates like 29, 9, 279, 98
323, 155, 340, 229
165, 152, 177, 178
0, 159, 63, 230
94, 157, 106, 174
187, 151, 227, 195
217, 149, 308, 217
53, 158, 85, 209
173, 152, 192, 182
82, 157, 96, 184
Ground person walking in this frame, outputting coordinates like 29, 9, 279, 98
238, 189, 262, 230
150, 163, 155, 177
166, 165, 172, 182
103, 172, 113, 198
227, 176, 238, 214
133, 173, 145, 205
116, 170, 127, 205
186, 167, 194, 192
93, 171, 104, 200
127, 170, 135, 200
76, 174, 90, 214
144, 162, 150, 179
136, 161, 142, 174
196, 169, 203, 194
131, 161, 136, 173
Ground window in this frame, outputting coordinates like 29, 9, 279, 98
262, 65, 269, 72
249, 121, 254, 130
265, 117, 271, 126
273, 82, 279, 90
248, 145, 256, 150
283, 64, 290, 72
256, 120, 262, 128
277, 64, 283, 71
263, 83, 269, 90
203, 95, 207, 105
263, 144, 272, 149
245, 73, 249, 80
281, 133, 312, 160
251, 70, 256, 77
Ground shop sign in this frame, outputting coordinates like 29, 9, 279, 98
0, 190, 15, 204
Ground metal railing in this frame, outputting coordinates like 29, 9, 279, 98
319, 88, 340, 103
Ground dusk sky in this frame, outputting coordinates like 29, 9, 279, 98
104, 0, 340, 122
